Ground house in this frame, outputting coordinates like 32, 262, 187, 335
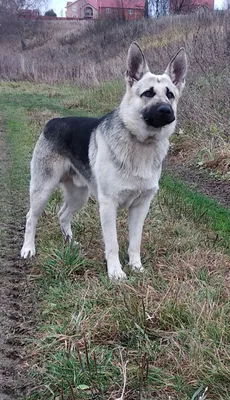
66, 0, 99, 19
65, 0, 144, 20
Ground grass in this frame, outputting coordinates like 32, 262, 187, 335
1, 81, 230, 400
0, 80, 123, 117
160, 174, 230, 250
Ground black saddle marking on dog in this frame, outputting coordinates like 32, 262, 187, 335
44, 117, 101, 165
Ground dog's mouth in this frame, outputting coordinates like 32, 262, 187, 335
142, 103, 175, 128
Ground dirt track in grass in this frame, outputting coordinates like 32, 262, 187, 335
0, 123, 35, 399
165, 158, 230, 209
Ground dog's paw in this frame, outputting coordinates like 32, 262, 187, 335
108, 266, 127, 281
129, 254, 144, 272
21, 245, 36, 259
130, 262, 144, 273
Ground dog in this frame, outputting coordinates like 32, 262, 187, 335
21, 42, 188, 280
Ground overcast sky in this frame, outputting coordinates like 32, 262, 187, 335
46, 0, 224, 17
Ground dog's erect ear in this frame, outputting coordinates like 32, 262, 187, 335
165, 48, 188, 92
126, 42, 149, 86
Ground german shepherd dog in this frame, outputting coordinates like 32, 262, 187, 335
21, 42, 188, 279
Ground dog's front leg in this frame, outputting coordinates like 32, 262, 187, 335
128, 192, 154, 271
99, 195, 126, 280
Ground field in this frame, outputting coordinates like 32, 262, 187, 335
0, 10, 230, 400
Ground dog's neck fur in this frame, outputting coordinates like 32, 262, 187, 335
101, 108, 170, 180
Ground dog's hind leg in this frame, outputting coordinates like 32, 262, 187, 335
21, 176, 59, 259
58, 179, 89, 241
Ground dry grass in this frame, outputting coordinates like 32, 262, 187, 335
0, 11, 228, 87
196, 148, 230, 180
29, 186, 230, 399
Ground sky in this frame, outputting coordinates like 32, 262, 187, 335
46, 0, 224, 17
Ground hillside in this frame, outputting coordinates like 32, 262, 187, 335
0, 12, 229, 86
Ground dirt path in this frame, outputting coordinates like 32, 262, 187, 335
165, 159, 230, 209
0, 123, 35, 399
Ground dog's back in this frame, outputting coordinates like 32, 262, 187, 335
44, 117, 100, 168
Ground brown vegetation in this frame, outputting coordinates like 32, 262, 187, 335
0, 12, 228, 85
0, 12, 229, 140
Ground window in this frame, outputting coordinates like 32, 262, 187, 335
72, 5, 76, 11
106, 7, 111, 13
128, 9, 132, 14
84, 6, 93, 17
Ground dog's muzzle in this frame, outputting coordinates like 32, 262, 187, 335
142, 103, 175, 128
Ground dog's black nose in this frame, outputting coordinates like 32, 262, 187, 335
142, 103, 175, 128
157, 104, 172, 115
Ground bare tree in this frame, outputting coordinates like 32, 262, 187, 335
114, 0, 130, 21
148, 0, 168, 17
144, 0, 149, 17
223, 0, 230, 9
145, 0, 198, 18
103, 0, 144, 21
169, 0, 197, 14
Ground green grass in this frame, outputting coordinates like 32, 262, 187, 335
0, 80, 123, 117
160, 174, 230, 250
1, 81, 230, 400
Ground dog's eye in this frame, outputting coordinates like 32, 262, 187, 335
142, 88, 155, 98
166, 88, 174, 100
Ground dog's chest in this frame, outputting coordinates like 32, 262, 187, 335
117, 188, 157, 208
91, 131, 166, 204
94, 165, 160, 206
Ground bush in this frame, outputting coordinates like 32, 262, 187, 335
44, 9, 57, 17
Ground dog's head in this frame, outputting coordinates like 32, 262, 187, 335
120, 42, 188, 142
